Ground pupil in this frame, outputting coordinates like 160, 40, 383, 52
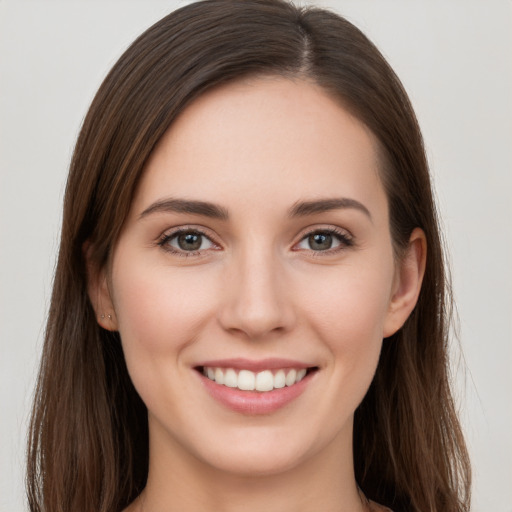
178, 233, 202, 251
309, 233, 332, 250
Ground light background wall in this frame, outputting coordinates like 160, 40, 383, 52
0, 1, 510, 511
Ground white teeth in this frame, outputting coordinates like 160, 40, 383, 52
203, 366, 310, 392
296, 368, 307, 382
285, 369, 297, 386
214, 367, 224, 385
238, 370, 255, 391
224, 368, 238, 388
274, 369, 286, 389
255, 370, 274, 392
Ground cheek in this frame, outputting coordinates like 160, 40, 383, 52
300, 260, 394, 342
317, 285, 388, 380
111, 258, 219, 361
110, 258, 223, 415
296, 257, 394, 394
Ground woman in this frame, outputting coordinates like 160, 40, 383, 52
27, 1, 471, 511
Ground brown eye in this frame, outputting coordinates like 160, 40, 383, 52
160, 229, 216, 253
308, 233, 334, 251
176, 232, 203, 251
295, 229, 353, 253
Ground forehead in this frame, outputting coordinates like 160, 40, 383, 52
133, 77, 387, 218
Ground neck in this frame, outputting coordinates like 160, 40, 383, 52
132, 417, 367, 512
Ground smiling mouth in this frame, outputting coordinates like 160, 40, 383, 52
196, 366, 319, 393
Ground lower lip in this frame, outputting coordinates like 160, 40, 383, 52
197, 370, 316, 415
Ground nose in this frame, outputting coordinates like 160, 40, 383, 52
218, 249, 296, 340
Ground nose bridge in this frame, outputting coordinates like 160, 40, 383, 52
219, 240, 294, 339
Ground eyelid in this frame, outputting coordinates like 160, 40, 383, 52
155, 223, 354, 257
157, 225, 222, 255
292, 225, 354, 253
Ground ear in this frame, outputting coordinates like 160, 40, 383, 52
383, 228, 427, 338
84, 241, 118, 331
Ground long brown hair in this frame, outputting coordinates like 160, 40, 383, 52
27, 1, 471, 511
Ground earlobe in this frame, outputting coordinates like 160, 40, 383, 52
383, 228, 427, 338
84, 242, 118, 331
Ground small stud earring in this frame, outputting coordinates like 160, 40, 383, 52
107, 314, 112, 320
100, 314, 105, 319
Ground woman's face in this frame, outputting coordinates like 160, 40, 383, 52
96, 77, 421, 476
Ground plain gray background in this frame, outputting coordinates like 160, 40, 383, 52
1, 1, 511, 511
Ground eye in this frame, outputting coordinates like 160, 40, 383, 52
295, 229, 353, 252
158, 228, 217, 255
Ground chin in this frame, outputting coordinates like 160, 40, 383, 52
186, 422, 333, 479
203, 445, 308, 478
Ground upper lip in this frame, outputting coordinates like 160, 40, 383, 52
195, 358, 315, 373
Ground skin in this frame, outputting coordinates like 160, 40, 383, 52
90, 77, 426, 512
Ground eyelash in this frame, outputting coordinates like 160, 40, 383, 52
157, 226, 354, 257
295, 227, 354, 256
157, 227, 219, 257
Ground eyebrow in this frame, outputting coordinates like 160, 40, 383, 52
139, 198, 229, 220
139, 196, 372, 222
288, 198, 372, 221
